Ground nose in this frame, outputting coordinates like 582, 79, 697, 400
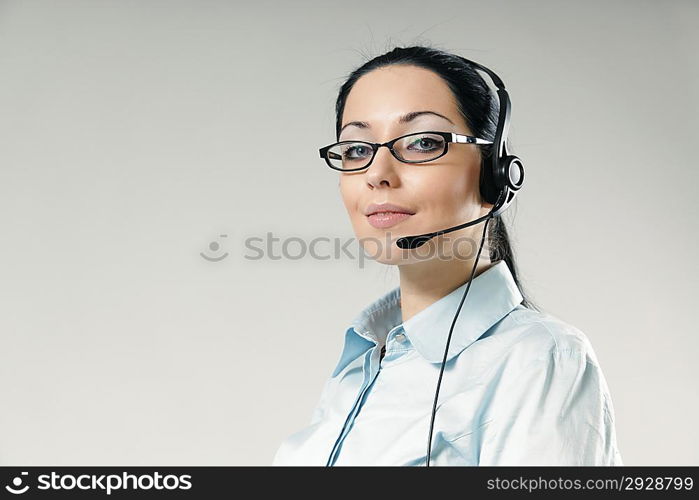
365, 145, 401, 189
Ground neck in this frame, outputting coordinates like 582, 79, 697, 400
397, 255, 493, 324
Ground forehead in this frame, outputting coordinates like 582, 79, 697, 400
341, 64, 465, 132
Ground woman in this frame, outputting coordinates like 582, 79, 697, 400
272, 45, 623, 466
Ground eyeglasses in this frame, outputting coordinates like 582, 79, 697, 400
318, 131, 493, 172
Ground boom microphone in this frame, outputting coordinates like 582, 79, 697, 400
395, 211, 494, 249
395, 191, 505, 250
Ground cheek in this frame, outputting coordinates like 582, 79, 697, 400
339, 176, 360, 213
407, 165, 473, 213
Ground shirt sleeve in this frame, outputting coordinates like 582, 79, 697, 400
477, 345, 622, 466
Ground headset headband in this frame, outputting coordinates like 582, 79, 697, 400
457, 57, 524, 217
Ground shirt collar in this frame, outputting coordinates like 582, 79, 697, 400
331, 260, 523, 375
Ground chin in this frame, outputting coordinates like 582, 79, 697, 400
357, 237, 415, 267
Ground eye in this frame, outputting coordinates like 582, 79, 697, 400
343, 143, 373, 160
406, 135, 444, 153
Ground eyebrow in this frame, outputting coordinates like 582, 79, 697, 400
339, 110, 455, 136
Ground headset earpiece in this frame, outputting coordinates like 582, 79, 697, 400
504, 155, 525, 191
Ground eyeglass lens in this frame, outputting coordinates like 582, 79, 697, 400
326, 132, 446, 170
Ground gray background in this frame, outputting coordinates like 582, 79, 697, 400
0, 0, 697, 465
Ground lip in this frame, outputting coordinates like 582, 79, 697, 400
367, 212, 413, 229
364, 202, 416, 216
365, 202, 416, 229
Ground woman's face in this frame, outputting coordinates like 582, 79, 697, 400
338, 64, 492, 265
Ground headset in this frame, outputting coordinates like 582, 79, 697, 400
394, 57, 525, 466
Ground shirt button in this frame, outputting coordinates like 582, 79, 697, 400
394, 332, 407, 343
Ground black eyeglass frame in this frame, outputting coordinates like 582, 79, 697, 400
318, 131, 493, 172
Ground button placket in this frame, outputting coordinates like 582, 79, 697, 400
326, 345, 383, 466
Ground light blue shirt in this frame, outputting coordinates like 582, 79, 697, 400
272, 260, 623, 466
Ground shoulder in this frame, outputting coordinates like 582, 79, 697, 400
491, 305, 602, 371
477, 306, 617, 421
